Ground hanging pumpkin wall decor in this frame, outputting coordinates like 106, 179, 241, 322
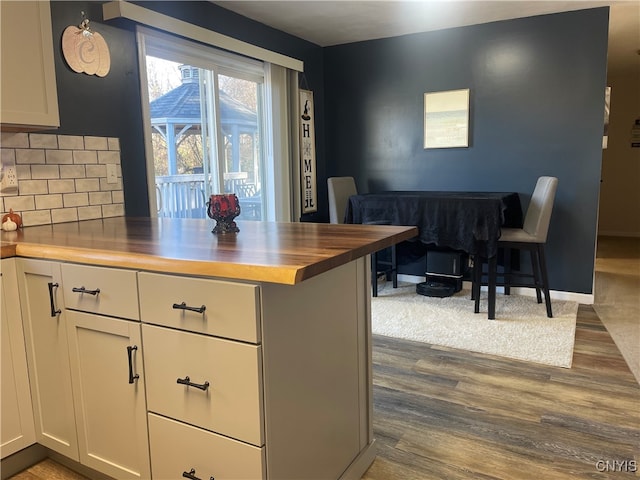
62, 12, 110, 77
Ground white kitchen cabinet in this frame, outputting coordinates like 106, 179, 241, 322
1, 258, 36, 459
62, 263, 150, 480
66, 310, 150, 480
143, 324, 264, 446
148, 413, 265, 480
0, 1, 60, 131
16, 258, 78, 460
139, 258, 373, 480
16, 259, 151, 479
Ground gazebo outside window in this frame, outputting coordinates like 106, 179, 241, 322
149, 63, 263, 220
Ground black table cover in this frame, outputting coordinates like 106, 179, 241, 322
345, 191, 523, 258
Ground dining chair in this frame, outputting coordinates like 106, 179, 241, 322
473, 176, 558, 318
327, 177, 397, 297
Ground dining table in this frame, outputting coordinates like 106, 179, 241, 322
345, 191, 523, 318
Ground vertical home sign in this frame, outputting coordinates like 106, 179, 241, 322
299, 89, 317, 213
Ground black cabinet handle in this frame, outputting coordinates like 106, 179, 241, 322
72, 286, 100, 296
182, 469, 214, 480
172, 302, 206, 314
127, 346, 139, 384
177, 376, 210, 391
48, 282, 61, 317
182, 469, 200, 480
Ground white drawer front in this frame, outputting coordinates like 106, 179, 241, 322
61, 263, 139, 320
143, 324, 264, 446
138, 272, 260, 343
148, 413, 265, 480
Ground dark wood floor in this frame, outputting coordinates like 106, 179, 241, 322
363, 304, 640, 479
9, 306, 639, 480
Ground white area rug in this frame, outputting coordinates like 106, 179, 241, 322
371, 283, 579, 368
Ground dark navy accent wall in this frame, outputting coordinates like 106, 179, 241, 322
48, 1, 324, 219
323, 8, 609, 294
48, 1, 147, 214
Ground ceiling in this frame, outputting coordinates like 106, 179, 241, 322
212, 0, 640, 72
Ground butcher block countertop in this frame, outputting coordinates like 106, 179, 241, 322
0, 217, 417, 285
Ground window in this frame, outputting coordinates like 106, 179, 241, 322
137, 28, 295, 222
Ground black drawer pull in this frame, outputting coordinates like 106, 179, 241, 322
172, 302, 206, 314
177, 376, 210, 391
72, 286, 100, 296
182, 469, 214, 480
182, 469, 199, 480
127, 346, 139, 384
48, 282, 61, 317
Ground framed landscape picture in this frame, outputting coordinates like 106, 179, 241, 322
424, 88, 470, 149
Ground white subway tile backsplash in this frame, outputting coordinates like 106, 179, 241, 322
16, 165, 31, 179
60, 165, 86, 179
1, 134, 125, 227
98, 150, 120, 164
18, 180, 48, 195
84, 136, 108, 150
57, 135, 84, 150
1, 132, 29, 148
4, 196, 35, 212
103, 203, 125, 217
63, 192, 89, 207
78, 205, 102, 220
75, 178, 100, 192
73, 150, 98, 164
31, 165, 60, 179
1, 148, 16, 163
100, 178, 122, 191
111, 190, 124, 203
29, 133, 58, 149
48, 179, 76, 194
46, 150, 73, 165
108, 137, 120, 151
16, 149, 45, 164
22, 209, 52, 226
90, 191, 112, 205
86, 164, 107, 177
51, 208, 79, 224
35, 194, 63, 210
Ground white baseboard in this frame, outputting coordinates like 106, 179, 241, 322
396, 274, 594, 304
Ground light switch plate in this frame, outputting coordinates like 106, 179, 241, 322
106, 164, 118, 184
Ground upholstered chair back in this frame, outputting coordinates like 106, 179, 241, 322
328, 177, 357, 224
522, 176, 558, 242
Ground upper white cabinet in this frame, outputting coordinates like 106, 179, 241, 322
0, 1, 60, 131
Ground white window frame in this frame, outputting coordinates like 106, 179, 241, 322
136, 26, 296, 222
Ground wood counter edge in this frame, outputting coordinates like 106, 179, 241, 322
9, 227, 417, 285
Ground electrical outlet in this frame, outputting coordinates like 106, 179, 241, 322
1, 166, 19, 194
106, 164, 118, 185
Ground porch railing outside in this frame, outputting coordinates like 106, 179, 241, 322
155, 174, 262, 220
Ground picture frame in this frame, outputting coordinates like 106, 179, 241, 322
424, 88, 470, 149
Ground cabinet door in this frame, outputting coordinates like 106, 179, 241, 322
17, 259, 78, 460
1, 259, 36, 458
66, 311, 151, 480
0, 0, 59, 130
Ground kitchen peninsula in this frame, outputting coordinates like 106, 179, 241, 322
1, 217, 417, 480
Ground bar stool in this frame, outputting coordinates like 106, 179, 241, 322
473, 176, 558, 319
327, 176, 397, 297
